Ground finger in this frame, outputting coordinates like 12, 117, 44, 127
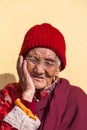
23, 60, 35, 90
17, 55, 24, 81
22, 60, 31, 82
17, 55, 23, 68
22, 60, 28, 78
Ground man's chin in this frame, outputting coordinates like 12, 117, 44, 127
32, 78, 46, 89
33, 82, 46, 89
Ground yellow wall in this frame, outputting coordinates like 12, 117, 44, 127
0, 0, 87, 92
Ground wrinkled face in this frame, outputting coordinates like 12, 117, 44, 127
25, 48, 60, 89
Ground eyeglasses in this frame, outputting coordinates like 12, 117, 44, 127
25, 56, 57, 70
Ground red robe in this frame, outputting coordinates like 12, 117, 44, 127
0, 78, 87, 130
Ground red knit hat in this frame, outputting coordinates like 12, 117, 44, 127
19, 23, 66, 71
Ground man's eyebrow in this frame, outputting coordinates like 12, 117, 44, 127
45, 58, 56, 62
26, 55, 56, 63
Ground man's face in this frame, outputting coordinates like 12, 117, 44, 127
25, 48, 60, 89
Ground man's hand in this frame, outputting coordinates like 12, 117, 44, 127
17, 55, 35, 102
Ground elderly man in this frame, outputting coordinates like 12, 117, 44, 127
0, 23, 87, 130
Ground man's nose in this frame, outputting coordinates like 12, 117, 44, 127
34, 62, 45, 74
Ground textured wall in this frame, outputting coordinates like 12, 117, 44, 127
0, 0, 87, 92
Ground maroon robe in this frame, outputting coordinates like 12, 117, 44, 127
0, 78, 87, 130
36, 78, 87, 130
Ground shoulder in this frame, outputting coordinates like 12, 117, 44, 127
53, 78, 87, 117
55, 78, 87, 104
56, 78, 86, 93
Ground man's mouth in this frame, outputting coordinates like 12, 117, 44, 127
31, 74, 45, 80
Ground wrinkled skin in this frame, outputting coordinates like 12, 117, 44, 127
17, 48, 60, 101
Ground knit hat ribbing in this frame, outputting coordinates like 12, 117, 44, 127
19, 23, 66, 71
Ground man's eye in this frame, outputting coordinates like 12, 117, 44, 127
28, 58, 37, 63
45, 61, 54, 66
